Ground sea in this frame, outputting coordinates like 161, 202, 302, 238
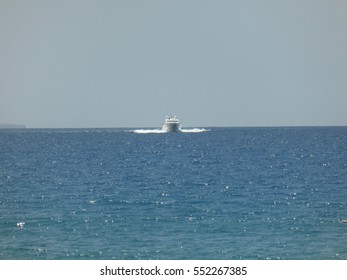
0, 127, 346, 260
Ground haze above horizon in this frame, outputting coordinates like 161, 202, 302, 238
1, 0, 347, 128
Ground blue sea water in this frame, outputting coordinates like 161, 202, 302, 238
0, 127, 346, 260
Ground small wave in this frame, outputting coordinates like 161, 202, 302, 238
131, 128, 210, 134
16, 222, 25, 228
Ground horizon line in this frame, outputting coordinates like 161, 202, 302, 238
2, 124, 347, 130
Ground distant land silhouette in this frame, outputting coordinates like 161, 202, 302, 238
0, 123, 26, 129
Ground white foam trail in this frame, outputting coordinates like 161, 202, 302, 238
132, 129, 166, 134
131, 128, 210, 134
180, 128, 210, 133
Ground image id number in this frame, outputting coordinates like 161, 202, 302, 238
193, 267, 247, 276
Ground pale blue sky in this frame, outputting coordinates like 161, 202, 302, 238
1, 0, 347, 128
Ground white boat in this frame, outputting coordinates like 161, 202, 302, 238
162, 115, 182, 132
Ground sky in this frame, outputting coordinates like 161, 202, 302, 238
1, 0, 347, 128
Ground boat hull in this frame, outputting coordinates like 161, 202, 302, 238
162, 122, 181, 132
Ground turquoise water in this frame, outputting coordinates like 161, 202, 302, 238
0, 127, 346, 259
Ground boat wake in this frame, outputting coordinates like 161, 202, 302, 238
132, 128, 209, 134
132, 129, 166, 134
181, 128, 210, 133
